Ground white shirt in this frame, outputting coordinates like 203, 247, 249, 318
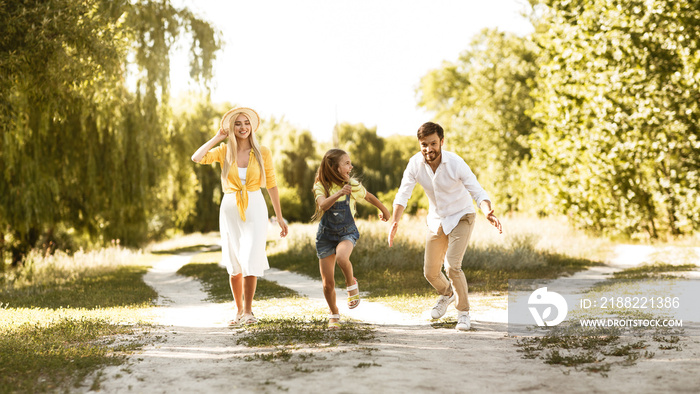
393, 150, 490, 235
238, 167, 247, 185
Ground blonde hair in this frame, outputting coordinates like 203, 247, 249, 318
311, 148, 356, 221
221, 113, 266, 187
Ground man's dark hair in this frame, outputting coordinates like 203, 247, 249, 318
417, 122, 444, 140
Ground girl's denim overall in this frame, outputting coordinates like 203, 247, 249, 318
315, 195, 360, 259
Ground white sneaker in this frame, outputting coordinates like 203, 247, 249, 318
456, 311, 471, 331
430, 293, 456, 319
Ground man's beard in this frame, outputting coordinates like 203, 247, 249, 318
423, 149, 441, 163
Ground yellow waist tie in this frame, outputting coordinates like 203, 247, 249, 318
227, 153, 265, 222
231, 184, 262, 222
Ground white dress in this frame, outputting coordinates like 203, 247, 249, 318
219, 167, 270, 277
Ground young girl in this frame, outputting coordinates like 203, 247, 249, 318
312, 149, 390, 328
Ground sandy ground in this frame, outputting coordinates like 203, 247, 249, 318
83, 246, 700, 394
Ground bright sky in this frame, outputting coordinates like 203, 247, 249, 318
170, 0, 534, 141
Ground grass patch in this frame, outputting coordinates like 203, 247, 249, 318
2, 265, 157, 309
146, 232, 220, 255
150, 244, 216, 255
236, 318, 375, 348
0, 317, 141, 393
354, 362, 381, 368
0, 244, 158, 392
612, 263, 698, 279
515, 318, 681, 376
177, 259, 300, 302
244, 349, 293, 362
267, 218, 603, 297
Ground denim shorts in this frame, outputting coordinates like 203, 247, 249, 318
315, 225, 360, 259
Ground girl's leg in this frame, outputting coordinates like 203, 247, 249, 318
229, 274, 244, 317
335, 241, 358, 306
335, 240, 355, 288
319, 255, 339, 320
242, 275, 257, 315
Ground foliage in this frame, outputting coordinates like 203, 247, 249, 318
0, 0, 221, 262
171, 98, 229, 233
416, 3, 700, 238
529, 0, 700, 238
417, 28, 539, 213
259, 117, 319, 222
334, 122, 385, 193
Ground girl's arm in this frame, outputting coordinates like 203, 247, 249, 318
267, 186, 288, 237
316, 184, 352, 212
191, 128, 227, 163
364, 192, 390, 222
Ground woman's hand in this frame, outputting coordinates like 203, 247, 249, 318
191, 128, 228, 163
215, 127, 228, 141
277, 217, 289, 238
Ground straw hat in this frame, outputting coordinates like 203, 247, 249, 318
220, 107, 260, 133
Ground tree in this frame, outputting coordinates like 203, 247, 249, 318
171, 97, 228, 233
259, 117, 319, 222
529, 0, 700, 238
0, 0, 221, 263
334, 122, 385, 192
417, 29, 539, 213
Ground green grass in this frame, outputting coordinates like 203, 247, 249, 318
2, 265, 157, 309
612, 263, 698, 279
236, 317, 375, 348
267, 217, 604, 297
151, 244, 216, 255
0, 245, 158, 393
177, 254, 300, 302
146, 232, 220, 255
232, 317, 376, 375
0, 317, 139, 393
514, 314, 682, 376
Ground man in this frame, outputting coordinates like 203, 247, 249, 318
388, 122, 502, 331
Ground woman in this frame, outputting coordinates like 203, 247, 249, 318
191, 107, 288, 326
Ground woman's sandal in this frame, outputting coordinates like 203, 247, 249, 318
240, 313, 258, 325
347, 277, 360, 309
227, 314, 242, 327
328, 314, 341, 329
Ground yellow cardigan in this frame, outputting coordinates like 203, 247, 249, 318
200, 144, 277, 221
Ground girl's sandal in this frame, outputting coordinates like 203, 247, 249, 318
347, 277, 360, 309
328, 314, 341, 329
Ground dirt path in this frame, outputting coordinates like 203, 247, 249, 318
85, 245, 700, 393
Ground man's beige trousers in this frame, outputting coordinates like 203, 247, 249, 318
424, 213, 476, 312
